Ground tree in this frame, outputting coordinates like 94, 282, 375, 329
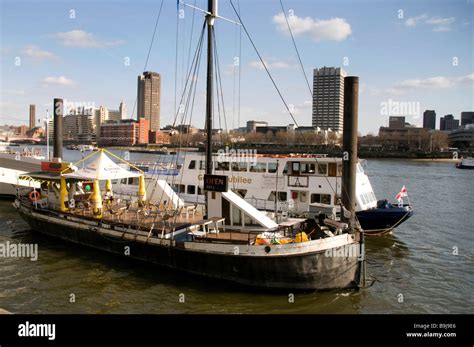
431, 131, 448, 151
327, 131, 340, 148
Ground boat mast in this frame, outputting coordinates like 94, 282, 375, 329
53, 98, 63, 161
205, 0, 217, 176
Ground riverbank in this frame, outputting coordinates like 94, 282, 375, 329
408, 158, 461, 163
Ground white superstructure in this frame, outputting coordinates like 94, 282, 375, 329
113, 153, 378, 216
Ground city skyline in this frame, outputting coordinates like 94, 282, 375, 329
1, 0, 473, 135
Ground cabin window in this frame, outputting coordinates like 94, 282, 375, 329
187, 185, 196, 195
172, 184, 185, 193
337, 163, 343, 176
268, 191, 287, 201
111, 179, 118, 184
267, 162, 278, 173
199, 161, 206, 170
216, 161, 229, 171
311, 193, 332, 205
292, 162, 300, 173
128, 177, 139, 185
249, 162, 266, 173
282, 163, 288, 174
198, 187, 204, 195
328, 163, 337, 177
301, 163, 316, 174
232, 162, 247, 172
188, 160, 196, 169
317, 163, 328, 175
120, 178, 127, 184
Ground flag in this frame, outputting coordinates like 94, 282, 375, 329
395, 185, 407, 201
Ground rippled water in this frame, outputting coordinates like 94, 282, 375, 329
0, 152, 473, 313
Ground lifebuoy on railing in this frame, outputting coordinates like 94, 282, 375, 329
28, 190, 41, 203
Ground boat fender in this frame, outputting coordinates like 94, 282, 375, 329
28, 190, 41, 203
255, 234, 269, 245
294, 232, 309, 243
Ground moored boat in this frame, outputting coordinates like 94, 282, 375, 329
455, 157, 474, 169
14, 148, 363, 290
116, 153, 413, 234
12, 0, 366, 291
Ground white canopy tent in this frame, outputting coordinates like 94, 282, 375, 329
63, 150, 141, 181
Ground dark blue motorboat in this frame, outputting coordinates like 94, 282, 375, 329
356, 199, 413, 235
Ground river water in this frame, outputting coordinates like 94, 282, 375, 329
0, 149, 473, 313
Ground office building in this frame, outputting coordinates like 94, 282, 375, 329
312, 67, 346, 131
246, 120, 268, 133
423, 110, 436, 130
440, 114, 459, 131
99, 119, 149, 146
29, 104, 36, 130
119, 100, 127, 120
389, 116, 406, 129
461, 112, 474, 127
137, 71, 161, 132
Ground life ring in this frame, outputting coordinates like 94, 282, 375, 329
28, 190, 41, 202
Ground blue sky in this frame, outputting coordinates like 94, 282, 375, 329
1, 0, 473, 134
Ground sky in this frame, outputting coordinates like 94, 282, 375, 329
0, 0, 473, 135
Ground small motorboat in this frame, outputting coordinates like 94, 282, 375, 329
456, 157, 474, 169
356, 199, 413, 235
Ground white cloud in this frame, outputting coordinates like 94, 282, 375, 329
42, 76, 76, 87
372, 73, 473, 96
457, 73, 474, 84
404, 14, 428, 27
273, 12, 351, 42
395, 76, 454, 89
22, 45, 56, 60
405, 14, 455, 31
249, 58, 292, 70
425, 16, 455, 26
53, 30, 124, 48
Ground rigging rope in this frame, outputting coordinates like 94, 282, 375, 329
278, 0, 312, 98
229, 0, 299, 127
131, 0, 165, 120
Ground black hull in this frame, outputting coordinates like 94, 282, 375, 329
18, 210, 361, 291
356, 206, 413, 235
456, 164, 474, 169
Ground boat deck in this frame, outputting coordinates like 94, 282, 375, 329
62, 206, 260, 243
21, 196, 295, 245
69, 202, 205, 232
